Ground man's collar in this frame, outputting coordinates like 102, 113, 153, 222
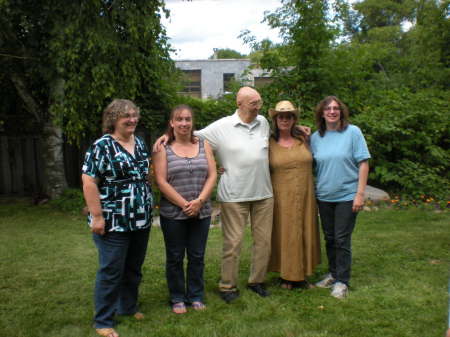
231, 110, 260, 127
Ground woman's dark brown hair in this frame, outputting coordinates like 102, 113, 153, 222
166, 104, 196, 144
271, 112, 305, 143
314, 96, 349, 137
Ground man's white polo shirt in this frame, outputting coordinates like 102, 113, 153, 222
195, 110, 273, 202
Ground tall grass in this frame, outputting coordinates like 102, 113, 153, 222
0, 199, 448, 337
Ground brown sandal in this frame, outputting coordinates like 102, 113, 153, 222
95, 328, 119, 337
295, 280, 315, 289
280, 279, 293, 290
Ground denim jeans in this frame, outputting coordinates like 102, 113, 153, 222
92, 227, 150, 328
160, 216, 211, 303
317, 200, 357, 286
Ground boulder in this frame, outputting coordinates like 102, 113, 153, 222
365, 185, 390, 201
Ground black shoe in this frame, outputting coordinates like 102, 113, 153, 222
219, 290, 240, 303
247, 283, 270, 297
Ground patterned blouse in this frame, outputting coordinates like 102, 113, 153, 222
82, 134, 153, 232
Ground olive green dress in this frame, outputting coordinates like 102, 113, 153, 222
268, 137, 321, 281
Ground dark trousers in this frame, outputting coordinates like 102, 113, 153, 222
317, 200, 357, 286
160, 216, 211, 304
93, 227, 150, 328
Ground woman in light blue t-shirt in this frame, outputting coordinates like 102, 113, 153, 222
310, 96, 370, 299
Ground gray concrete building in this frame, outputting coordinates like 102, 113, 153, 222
175, 59, 271, 99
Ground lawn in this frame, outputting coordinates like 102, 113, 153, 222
0, 199, 449, 337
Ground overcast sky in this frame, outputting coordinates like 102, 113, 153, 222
162, 0, 283, 60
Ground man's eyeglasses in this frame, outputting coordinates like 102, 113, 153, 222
248, 100, 263, 108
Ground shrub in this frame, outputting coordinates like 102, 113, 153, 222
353, 88, 450, 200
49, 188, 85, 214
174, 93, 237, 129
175, 85, 449, 200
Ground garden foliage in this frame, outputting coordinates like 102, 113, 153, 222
1, 0, 178, 197
1, 0, 448, 200
180, 0, 450, 200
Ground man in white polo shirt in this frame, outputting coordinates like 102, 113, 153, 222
195, 86, 273, 302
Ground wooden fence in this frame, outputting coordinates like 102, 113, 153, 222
0, 135, 87, 195
1, 136, 43, 195
0, 130, 155, 196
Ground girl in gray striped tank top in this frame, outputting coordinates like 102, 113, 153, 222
153, 105, 217, 314
160, 139, 212, 219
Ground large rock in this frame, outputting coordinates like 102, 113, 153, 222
365, 185, 390, 201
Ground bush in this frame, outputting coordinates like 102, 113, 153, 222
175, 85, 449, 201
174, 93, 237, 129
49, 188, 85, 214
353, 88, 450, 200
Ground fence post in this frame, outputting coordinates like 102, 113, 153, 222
23, 137, 39, 194
10, 137, 24, 194
0, 136, 12, 194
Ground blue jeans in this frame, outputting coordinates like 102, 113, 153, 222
317, 200, 357, 286
93, 227, 150, 328
160, 216, 211, 304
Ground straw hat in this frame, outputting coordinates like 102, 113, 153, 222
268, 100, 299, 119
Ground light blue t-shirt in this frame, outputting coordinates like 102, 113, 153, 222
311, 124, 371, 202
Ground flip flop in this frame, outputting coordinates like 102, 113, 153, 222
281, 282, 293, 290
191, 301, 206, 310
295, 280, 315, 289
280, 278, 293, 290
95, 328, 119, 337
172, 302, 187, 314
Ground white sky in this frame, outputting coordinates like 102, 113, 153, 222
162, 0, 283, 60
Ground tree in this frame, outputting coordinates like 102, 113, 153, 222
353, 0, 415, 34
401, 0, 450, 89
260, 0, 335, 109
239, 0, 449, 198
238, 34, 288, 68
208, 48, 246, 59
0, 0, 177, 198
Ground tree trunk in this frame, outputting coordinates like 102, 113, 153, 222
10, 73, 41, 123
41, 120, 67, 199
10, 73, 67, 198
41, 78, 67, 199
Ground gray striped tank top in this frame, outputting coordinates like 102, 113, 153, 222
159, 139, 212, 219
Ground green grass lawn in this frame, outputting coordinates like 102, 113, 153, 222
0, 199, 449, 337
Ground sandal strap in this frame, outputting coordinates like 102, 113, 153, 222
172, 302, 187, 314
96, 328, 118, 337
192, 301, 206, 309
172, 302, 186, 308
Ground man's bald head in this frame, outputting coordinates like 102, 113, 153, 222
236, 87, 263, 122
236, 86, 260, 107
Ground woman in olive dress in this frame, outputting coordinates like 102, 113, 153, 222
267, 100, 320, 290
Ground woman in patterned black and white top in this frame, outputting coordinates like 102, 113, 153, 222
82, 99, 152, 337
153, 104, 216, 314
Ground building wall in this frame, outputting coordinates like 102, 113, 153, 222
175, 59, 252, 99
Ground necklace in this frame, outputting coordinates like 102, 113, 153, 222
113, 134, 133, 144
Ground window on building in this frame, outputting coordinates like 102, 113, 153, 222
179, 70, 201, 98
223, 73, 235, 93
254, 76, 273, 88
